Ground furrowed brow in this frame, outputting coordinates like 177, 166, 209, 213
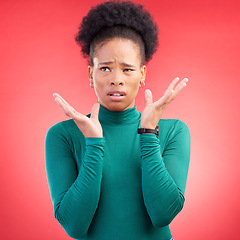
98, 61, 114, 66
120, 63, 136, 68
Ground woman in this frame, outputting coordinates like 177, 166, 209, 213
45, 1, 190, 240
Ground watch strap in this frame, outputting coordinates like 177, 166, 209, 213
138, 126, 159, 136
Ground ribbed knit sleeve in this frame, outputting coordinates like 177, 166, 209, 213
45, 123, 105, 239
140, 120, 190, 228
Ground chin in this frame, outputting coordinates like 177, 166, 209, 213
102, 102, 133, 112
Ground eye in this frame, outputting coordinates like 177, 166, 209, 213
123, 68, 134, 72
100, 67, 110, 72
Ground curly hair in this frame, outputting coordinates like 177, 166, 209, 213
75, 0, 159, 65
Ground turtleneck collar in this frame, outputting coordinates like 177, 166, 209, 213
98, 105, 141, 125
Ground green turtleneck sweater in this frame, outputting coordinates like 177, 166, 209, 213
45, 105, 190, 240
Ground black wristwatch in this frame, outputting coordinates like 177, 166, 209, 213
138, 126, 159, 136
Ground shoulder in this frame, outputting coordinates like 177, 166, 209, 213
46, 119, 84, 144
159, 119, 189, 133
158, 119, 190, 146
46, 119, 76, 136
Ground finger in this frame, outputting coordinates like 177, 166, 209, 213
168, 78, 188, 102
90, 102, 100, 120
144, 89, 153, 107
54, 95, 68, 112
53, 93, 77, 113
155, 89, 174, 108
53, 93, 71, 107
174, 78, 188, 93
164, 77, 180, 96
55, 98, 75, 118
53, 93, 64, 103
53, 93, 79, 118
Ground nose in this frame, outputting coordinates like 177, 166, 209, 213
111, 70, 124, 86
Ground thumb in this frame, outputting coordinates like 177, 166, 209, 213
144, 89, 153, 107
90, 102, 100, 120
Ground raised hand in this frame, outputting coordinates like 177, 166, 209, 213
140, 77, 188, 129
53, 93, 103, 138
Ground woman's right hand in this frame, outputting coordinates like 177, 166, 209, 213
53, 93, 103, 138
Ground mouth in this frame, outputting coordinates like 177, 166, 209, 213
108, 91, 126, 96
107, 91, 126, 101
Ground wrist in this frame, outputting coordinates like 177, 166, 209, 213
138, 126, 159, 136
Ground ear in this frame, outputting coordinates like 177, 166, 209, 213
140, 65, 147, 84
88, 65, 93, 84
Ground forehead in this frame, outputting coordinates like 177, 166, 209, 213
93, 38, 142, 66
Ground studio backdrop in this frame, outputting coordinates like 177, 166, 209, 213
0, 0, 239, 239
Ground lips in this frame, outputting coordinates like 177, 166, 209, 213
108, 91, 126, 96
107, 91, 126, 101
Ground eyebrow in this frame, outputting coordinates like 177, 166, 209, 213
98, 61, 136, 68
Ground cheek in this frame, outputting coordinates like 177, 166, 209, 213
131, 81, 140, 91
130, 74, 141, 89
127, 78, 140, 97
93, 72, 103, 87
93, 79, 107, 97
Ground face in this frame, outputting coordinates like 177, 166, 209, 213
88, 38, 146, 111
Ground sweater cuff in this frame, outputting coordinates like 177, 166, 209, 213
140, 133, 159, 148
85, 137, 105, 147
85, 137, 105, 162
140, 134, 160, 158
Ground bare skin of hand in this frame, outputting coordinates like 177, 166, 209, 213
53, 93, 103, 138
141, 77, 188, 129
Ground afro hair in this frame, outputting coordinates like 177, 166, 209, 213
75, 0, 159, 64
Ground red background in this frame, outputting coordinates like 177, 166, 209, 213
1, 0, 240, 239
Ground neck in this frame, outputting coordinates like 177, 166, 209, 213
98, 105, 140, 125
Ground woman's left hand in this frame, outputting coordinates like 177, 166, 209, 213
140, 77, 188, 129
